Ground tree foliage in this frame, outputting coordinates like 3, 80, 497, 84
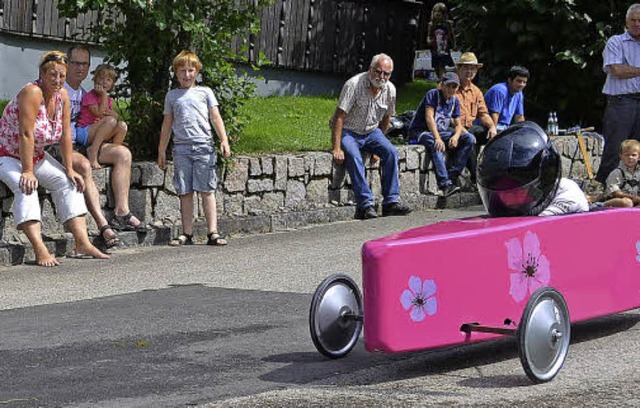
451, 0, 629, 130
58, 0, 271, 159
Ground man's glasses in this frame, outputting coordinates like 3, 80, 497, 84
40, 54, 68, 68
69, 61, 90, 68
373, 68, 392, 78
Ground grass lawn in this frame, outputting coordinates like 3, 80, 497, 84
234, 79, 435, 154
0, 79, 436, 155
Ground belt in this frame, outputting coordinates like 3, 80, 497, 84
609, 93, 640, 100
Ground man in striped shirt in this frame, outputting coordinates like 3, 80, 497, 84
597, 3, 640, 183
331, 53, 412, 220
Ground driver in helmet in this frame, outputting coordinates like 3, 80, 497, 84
477, 121, 588, 217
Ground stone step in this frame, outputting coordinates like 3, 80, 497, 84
0, 192, 482, 266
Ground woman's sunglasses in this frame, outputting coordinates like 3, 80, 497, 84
40, 54, 68, 68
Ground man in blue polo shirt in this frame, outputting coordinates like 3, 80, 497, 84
484, 65, 530, 132
596, 3, 640, 183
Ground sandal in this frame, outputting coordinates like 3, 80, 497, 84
99, 225, 120, 248
170, 234, 194, 246
66, 250, 95, 259
207, 231, 228, 246
110, 212, 147, 232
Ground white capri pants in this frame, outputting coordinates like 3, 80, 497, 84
0, 152, 87, 226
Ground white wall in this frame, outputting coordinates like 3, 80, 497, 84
1, 33, 345, 101
240, 66, 344, 97
0, 33, 106, 100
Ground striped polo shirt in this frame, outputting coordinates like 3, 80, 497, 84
334, 72, 396, 135
602, 31, 640, 95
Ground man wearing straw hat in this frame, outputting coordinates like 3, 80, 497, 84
455, 52, 497, 184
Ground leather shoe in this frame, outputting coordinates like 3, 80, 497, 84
355, 205, 378, 220
442, 184, 460, 197
382, 202, 412, 216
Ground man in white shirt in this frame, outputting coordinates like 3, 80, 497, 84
64, 45, 145, 244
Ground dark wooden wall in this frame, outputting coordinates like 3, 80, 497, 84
0, 0, 99, 41
245, 0, 422, 83
1, 0, 422, 83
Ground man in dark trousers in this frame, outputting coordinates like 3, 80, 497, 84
596, 3, 640, 183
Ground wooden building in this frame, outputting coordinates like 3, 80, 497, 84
0, 0, 422, 84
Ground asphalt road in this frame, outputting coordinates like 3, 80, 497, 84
0, 207, 639, 407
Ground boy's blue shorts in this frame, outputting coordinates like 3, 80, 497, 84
172, 144, 218, 195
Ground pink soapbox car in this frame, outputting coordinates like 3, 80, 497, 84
309, 208, 640, 382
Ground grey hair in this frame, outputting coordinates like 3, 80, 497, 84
370, 53, 393, 69
627, 4, 640, 19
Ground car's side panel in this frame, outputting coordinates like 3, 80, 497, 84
362, 209, 640, 353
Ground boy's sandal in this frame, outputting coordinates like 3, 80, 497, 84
99, 225, 120, 248
207, 231, 228, 246
170, 234, 194, 246
110, 212, 147, 232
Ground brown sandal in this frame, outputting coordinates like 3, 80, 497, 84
110, 212, 147, 232
170, 234, 194, 246
207, 231, 228, 246
99, 225, 120, 248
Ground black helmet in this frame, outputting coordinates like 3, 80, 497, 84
477, 121, 561, 217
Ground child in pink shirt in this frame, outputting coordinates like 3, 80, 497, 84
76, 64, 127, 169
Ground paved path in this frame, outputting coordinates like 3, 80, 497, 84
0, 207, 638, 407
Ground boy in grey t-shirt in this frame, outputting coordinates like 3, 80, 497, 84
157, 50, 231, 246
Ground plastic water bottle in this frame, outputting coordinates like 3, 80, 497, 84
552, 112, 559, 136
547, 112, 554, 135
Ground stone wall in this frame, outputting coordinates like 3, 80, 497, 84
0, 134, 603, 255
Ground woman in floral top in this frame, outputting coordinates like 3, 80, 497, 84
0, 51, 108, 266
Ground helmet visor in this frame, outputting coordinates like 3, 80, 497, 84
478, 177, 545, 217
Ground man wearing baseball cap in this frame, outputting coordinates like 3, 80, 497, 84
455, 52, 497, 185
407, 72, 476, 197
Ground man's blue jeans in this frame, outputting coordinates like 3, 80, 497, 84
411, 129, 475, 187
596, 95, 640, 183
341, 128, 400, 208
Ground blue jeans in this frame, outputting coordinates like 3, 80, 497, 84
341, 128, 400, 208
412, 129, 475, 187
596, 95, 640, 183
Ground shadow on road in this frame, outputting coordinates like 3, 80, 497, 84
2, 281, 637, 405
570, 310, 640, 343
261, 337, 520, 385
260, 310, 640, 388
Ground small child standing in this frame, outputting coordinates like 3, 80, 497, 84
603, 139, 640, 207
427, 2, 457, 79
157, 50, 231, 246
76, 64, 127, 169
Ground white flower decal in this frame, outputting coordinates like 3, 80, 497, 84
400, 276, 438, 322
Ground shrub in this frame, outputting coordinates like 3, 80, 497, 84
58, 0, 271, 159
451, 0, 626, 129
